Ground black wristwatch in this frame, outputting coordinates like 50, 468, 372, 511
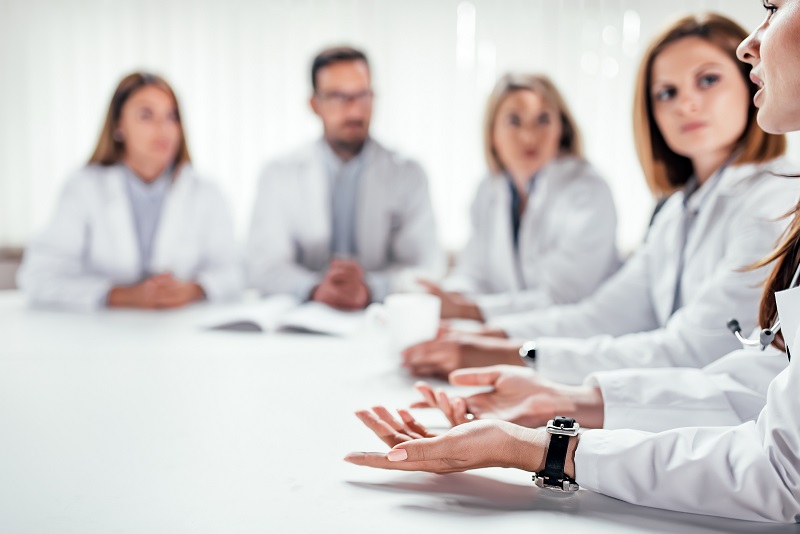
532, 416, 580, 492
519, 340, 537, 367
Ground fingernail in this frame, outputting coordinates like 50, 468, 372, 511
387, 448, 408, 462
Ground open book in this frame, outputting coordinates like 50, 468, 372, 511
202, 295, 366, 336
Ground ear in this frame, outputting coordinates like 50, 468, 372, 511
309, 95, 321, 117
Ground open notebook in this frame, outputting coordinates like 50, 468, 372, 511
202, 295, 366, 336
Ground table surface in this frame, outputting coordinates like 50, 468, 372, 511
0, 291, 797, 534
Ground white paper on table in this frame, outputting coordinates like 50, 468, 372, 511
278, 302, 365, 336
202, 297, 365, 336
774, 285, 800, 354
201, 294, 300, 332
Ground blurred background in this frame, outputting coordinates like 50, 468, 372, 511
1, 0, 797, 288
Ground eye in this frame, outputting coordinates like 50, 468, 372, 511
537, 112, 551, 125
507, 114, 522, 127
698, 74, 720, 89
167, 111, 179, 123
138, 108, 153, 120
653, 86, 677, 102
763, 1, 778, 18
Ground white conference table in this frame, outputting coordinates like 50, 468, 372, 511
0, 290, 797, 534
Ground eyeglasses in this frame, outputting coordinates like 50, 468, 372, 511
315, 89, 374, 107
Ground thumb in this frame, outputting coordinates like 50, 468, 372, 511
388, 434, 452, 463
449, 366, 502, 387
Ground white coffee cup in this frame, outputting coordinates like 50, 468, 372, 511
369, 293, 441, 352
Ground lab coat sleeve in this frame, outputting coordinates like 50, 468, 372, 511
245, 163, 322, 300
531, 183, 789, 384
587, 346, 787, 432
475, 175, 619, 318
575, 350, 800, 523
17, 176, 115, 311
364, 161, 444, 301
489, 241, 660, 341
193, 184, 244, 301
442, 180, 492, 295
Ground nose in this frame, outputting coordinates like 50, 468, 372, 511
676, 90, 700, 116
737, 27, 761, 66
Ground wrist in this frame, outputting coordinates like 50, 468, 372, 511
107, 286, 132, 307
510, 426, 549, 472
189, 282, 206, 302
564, 434, 579, 479
566, 386, 604, 429
461, 301, 484, 322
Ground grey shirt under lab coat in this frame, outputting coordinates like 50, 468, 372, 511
246, 138, 443, 301
122, 165, 172, 281
444, 157, 620, 319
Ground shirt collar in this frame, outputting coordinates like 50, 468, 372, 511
122, 164, 172, 199
683, 165, 727, 213
320, 137, 372, 179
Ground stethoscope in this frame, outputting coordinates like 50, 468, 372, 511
727, 261, 800, 357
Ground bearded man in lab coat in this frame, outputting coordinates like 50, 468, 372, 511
246, 46, 443, 310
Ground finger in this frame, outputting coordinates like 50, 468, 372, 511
451, 397, 474, 425
464, 393, 493, 418
343, 452, 453, 473
414, 381, 438, 408
435, 388, 455, 425
398, 409, 436, 438
355, 410, 412, 448
391, 434, 461, 464
449, 366, 503, 387
371, 406, 406, 434
408, 365, 441, 378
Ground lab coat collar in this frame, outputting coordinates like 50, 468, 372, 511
679, 160, 779, 273
148, 164, 197, 275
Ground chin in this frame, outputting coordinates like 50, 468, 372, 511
757, 114, 793, 135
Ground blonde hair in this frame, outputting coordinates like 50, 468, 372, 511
633, 13, 786, 197
89, 72, 191, 169
483, 73, 582, 175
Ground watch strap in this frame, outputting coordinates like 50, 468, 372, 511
542, 433, 571, 488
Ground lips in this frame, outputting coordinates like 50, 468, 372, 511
751, 71, 766, 106
681, 121, 707, 133
750, 71, 765, 89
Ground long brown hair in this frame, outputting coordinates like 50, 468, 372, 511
89, 72, 191, 168
483, 73, 582, 175
753, 207, 800, 351
633, 13, 786, 197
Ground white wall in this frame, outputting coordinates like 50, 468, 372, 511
1, 0, 797, 254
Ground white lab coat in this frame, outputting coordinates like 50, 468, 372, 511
490, 159, 800, 384
444, 157, 619, 319
576, 342, 800, 522
17, 164, 243, 310
246, 139, 443, 301
587, 342, 788, 432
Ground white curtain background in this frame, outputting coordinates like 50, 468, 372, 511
1, 0, 797, 255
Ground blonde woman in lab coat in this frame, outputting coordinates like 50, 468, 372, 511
421, 74, 619, 321
347, 5, 800, 522
18, 72, 242, 310
402, 13, 799, 385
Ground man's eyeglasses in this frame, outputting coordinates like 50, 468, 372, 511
315, 89, 374, 107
